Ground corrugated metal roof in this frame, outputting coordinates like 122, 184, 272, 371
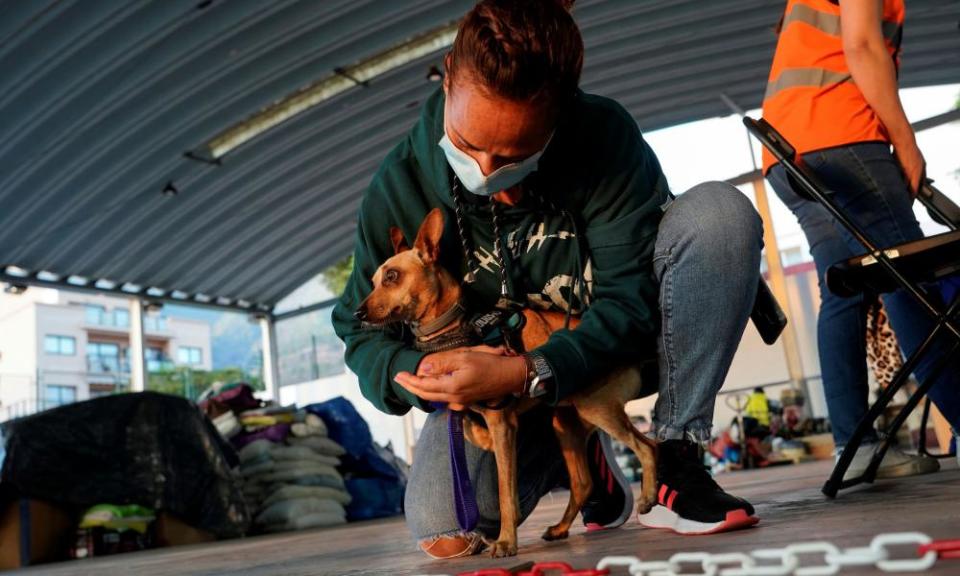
1, 0, 957, 310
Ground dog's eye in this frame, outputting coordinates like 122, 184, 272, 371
384, 269, 399, 284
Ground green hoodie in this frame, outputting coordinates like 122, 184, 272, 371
331, 88, 670, 416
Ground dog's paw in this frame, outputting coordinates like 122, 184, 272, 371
541, 526, 569, 541
489, 540, 518, 558
637, 495, 657, 515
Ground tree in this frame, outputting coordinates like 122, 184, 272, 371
148, 367, 263, 401
321, 254, 354, 296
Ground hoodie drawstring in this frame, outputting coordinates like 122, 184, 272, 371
450, 179, 477, 284
488, 200, 511, 299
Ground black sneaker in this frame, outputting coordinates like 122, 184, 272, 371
638, 439, 758, 534
581, 430, 633, 531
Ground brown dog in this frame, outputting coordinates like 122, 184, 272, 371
356, 208, 657, 557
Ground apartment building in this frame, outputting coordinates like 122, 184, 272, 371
0, 286, 211, 421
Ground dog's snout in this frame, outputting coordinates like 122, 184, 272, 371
354, 307, 368, 321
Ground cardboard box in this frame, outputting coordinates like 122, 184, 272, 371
0, 498, 216, 570
0, 498, 75, 569
154, 513, 215, 547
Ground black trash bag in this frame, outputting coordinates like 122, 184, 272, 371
304, 397, 407, 520
0, 392, 249, 538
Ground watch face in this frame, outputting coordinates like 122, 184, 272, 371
530, 377, 549, 398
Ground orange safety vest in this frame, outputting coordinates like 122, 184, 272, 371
761, 0, 904, 173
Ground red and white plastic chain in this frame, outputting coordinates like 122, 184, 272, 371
412, 532, 960, 576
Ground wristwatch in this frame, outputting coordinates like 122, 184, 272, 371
522, 351, 554, 399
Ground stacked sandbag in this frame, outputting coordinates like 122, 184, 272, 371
237, 411, 352, 533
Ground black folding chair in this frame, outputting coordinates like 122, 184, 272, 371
743, 117, 960, 498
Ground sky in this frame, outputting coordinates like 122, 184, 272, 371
643, 83, 960, 263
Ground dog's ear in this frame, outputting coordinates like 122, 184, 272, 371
389, 226, 409, 254
414, 208, 444, 264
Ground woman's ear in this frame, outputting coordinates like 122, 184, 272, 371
442, 53, 452, 95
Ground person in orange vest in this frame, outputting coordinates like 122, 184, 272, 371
762, 0, 960, 479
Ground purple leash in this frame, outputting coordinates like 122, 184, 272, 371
434, 403, 479, 532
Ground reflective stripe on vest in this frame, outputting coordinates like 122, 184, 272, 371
781, 3, 901, 42
764, 68, 852, 101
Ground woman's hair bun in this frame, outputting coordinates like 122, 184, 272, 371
449, 0, 583, 103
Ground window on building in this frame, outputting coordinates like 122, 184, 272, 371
146, 346, 166, 372
88, 342, 121, 373
44, 385, 77, 408
114, 308, 130, 327
144, 315, 167, 331
177, 346, 202, 365
44, 335, 76, 356
85, 304, 106, 325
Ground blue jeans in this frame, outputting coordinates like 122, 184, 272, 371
404, 182, 763, 542
767, 142, 960, 447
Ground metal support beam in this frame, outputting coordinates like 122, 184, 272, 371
722, 94, 809, 393
403, 412, 416, 464
129, 299, 148, 393
273, 297, 339, 322
0, 272, 271, 315
751, 176, 807, 389
259, 315, 281, 402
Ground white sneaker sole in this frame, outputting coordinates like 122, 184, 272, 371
638, 504, 758, 535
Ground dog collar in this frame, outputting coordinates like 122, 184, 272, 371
410, 300, 467, 339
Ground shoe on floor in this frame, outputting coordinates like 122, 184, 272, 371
638, 439, 758, 535
418, 532, 485, 559
581, 430, 633, 531
839, 442, 939, 481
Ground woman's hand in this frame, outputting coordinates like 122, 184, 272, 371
893, 137, 926, 197
394, 345, 527, 407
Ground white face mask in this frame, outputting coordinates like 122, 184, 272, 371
438, 132, 551, 196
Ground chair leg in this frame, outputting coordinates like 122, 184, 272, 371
918, 398, 935, 458
823, 296, 960, 497
866, 342, 959, 479
823, 351, 922, 497
907, 298, 960, 460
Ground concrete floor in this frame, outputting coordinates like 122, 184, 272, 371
17, 458, 960, 576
